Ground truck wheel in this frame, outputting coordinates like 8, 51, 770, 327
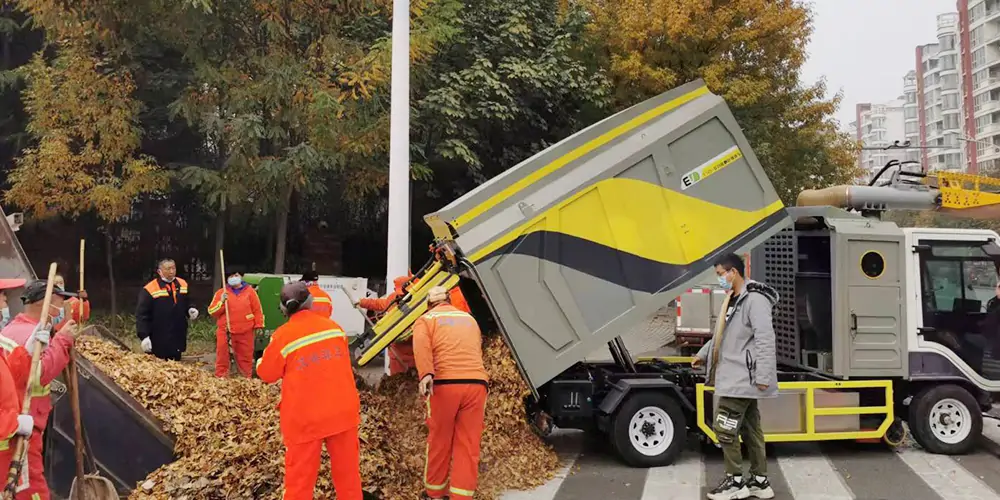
611, 391, 686, 467
908, 385, 981, 455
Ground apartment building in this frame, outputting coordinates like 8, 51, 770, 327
903, 70, 922, 164
960, 0, 1000, 174
854, 100, 908, 177
914, 14, 966, 173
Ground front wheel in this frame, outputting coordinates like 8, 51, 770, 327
610, 391, 686, 467
908, 384, 982, 455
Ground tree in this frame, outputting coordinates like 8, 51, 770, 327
5, 43, 168, 313
412, 0, 611, 203
581, 0, 860, 202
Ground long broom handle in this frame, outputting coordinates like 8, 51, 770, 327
5, 263, 58, 494
70, 240, 85, 494
219, 249, 231, 332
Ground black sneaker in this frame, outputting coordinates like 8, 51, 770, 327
707, 475, 750, 500
746, 475, 775, 499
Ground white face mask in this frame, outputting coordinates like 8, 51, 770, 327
227, 276, 242, 287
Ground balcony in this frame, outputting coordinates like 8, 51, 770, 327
979, 122, 1000, 137
978, 100, 1000, 115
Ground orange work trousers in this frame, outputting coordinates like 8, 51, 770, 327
424, 383, 487, 500
283, 426, 363, 500
215, 329, 254, 378
6, 432, 47, 500
388, 340, 415, 376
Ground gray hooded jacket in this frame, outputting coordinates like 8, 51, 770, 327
695, 280, 780, 399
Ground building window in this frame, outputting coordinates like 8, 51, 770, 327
941, 35, 957, 52
941, 54, 957, 70
942, 74, 959, 90
973, 26, 983, 47
975, 48, 986, 69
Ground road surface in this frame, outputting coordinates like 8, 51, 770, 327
500, 421, 1000, 500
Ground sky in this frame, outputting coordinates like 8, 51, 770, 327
801, 0, 962, 128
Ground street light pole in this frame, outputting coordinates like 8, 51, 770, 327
385, 0, 410, 375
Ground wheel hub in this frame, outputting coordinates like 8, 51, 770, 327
641, 420, 656, 438
628, 406, 675, 457
929, 398, 972, 445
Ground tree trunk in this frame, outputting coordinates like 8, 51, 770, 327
212, 208, 226, 287
273, 184, 293, 274
104, 226, 118, 317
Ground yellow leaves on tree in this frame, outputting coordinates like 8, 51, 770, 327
6, 47, 167, 221
582, 0, 811, 108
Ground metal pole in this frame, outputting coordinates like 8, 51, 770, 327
386, 0, 411, 376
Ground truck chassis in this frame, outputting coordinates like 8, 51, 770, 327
529, 343, 980, 468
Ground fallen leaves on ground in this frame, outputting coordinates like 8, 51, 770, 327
76, 334, 560, 499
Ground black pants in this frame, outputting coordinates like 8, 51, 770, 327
152, 350, 181, 361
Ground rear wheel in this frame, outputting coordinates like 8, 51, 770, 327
908, 384, 981, 455
611, 391, 686, 467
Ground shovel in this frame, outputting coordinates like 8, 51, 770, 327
65, 354, 115, 500
64, 241, 116, 499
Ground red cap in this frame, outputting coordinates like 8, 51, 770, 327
0, 279, 26, 291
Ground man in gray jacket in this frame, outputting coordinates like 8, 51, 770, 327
693, 253, 779, 500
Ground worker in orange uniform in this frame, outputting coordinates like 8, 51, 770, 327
0, 277, 32, 475
53, 274, 89, 330
414, 286, 489, 500
358, 275, 414, 375
0, 280, 80, 500
300, 271, 332, 318
207, 268, 264, 378
256, 282, 362, 500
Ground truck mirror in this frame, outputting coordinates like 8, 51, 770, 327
981, 241, 1000, 258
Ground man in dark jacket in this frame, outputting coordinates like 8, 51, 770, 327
693, 253, 779, 500
136, 259, 198, 361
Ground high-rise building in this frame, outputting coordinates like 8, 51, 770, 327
855, 99, 908, 177
915, 13, 965, 173
959, 0, 1000, 174
903, 71, 922, 164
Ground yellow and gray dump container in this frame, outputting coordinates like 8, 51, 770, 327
356, 79, 790, 392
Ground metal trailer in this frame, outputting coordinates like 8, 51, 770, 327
353, 80, 1000, 468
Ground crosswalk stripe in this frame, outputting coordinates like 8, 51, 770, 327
501, 433, 583, 500
896, 447, 998, 500
774, 444, 854, 499
821, 443, 942, 500
640, 453, 702, 499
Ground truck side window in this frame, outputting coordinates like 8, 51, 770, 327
918, 239, 1000, 379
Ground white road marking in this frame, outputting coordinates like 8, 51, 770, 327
640, 453, 703, 499
896, 447, 997, 500
776, 448, 855, 500
500, 434, 582, 500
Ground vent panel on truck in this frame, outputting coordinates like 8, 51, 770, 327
425, 80, 791, 390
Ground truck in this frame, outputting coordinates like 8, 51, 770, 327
353, 79, 1000, 468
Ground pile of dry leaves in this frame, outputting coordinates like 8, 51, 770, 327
76, 334, 560, 499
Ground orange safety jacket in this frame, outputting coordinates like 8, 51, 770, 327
65, 297, 90, 324
256, 310, 360, 445
55, 296, 91, 332
413, 304, 488, 384
307, 284, 333, 318
0, 346, 29, 456
208, 284, 264, 333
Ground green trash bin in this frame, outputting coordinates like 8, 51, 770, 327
243, 273, 287, 356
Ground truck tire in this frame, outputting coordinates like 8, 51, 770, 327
610, 391, 686, 467
908, 384, 981, 455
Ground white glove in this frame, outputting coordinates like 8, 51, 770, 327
220, 291, 228, 302
25, 324, 51, 353
188, 308, 199, 320
15, 415, 32, 437
140, 337, 152, 353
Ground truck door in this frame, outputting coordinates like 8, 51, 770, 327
916, 238, 1000, 380
845, 239, 904, 373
